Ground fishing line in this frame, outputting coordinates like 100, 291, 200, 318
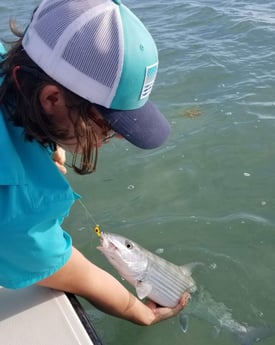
77, 199, 102, 237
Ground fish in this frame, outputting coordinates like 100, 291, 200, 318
97, 231, 275, 345
97, 231, 197, 307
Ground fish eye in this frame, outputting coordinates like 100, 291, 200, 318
125, 240, 133, 249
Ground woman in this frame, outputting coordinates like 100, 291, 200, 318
0, 0, 189, 325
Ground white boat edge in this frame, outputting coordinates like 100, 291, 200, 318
0, 285, 104, 345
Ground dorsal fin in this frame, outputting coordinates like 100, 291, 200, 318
181, 262, 204, 276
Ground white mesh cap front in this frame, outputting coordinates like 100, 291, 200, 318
22, 0, 171, 149
23, 0, 124, 108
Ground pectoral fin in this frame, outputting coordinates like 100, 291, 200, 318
135, 280, 152, 300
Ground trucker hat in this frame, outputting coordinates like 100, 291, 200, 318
22, 0, 170, 149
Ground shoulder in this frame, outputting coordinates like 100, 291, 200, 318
0, 107, 27, 184
0, 109, 79, 221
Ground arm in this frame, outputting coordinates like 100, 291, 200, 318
37, 247, 189, 325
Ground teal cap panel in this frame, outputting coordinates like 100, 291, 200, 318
111, 4, 159, 110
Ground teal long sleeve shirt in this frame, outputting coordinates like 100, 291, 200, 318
0, 43, 79, 288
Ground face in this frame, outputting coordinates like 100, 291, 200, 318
39, 85, 121, 153
57, 106, 118, 153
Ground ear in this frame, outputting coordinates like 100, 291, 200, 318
39, 85, 65, 115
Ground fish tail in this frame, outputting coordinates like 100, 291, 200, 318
234, 325, 275, 345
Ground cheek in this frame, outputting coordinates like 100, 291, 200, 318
115, 133, 124, 140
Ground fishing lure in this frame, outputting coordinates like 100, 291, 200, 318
94, 225, 101, 237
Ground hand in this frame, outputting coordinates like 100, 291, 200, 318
52, 146, 67, 174
145, 292, 190, 324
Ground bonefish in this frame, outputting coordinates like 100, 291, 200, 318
97, 231, 275, 345
97, 231, 197, 307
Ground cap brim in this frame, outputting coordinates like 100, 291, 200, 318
95, 101, 170, 149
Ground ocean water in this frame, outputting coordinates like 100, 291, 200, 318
1, 1, 275, 345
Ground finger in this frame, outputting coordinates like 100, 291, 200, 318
54, 161, 67, 174
170, 292, 190, 315
180, 292, 191, 306
53, 147, 66, 165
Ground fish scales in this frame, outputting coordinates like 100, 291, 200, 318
138, 245, 196, 293
145, 259, 192, 307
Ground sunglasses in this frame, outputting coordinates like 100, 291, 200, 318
102, 130, 116, 143
89, 115, 116, 144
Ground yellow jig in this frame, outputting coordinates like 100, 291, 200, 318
94, 225, 101, 237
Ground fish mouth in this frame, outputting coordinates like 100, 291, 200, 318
97, 232, 117, 251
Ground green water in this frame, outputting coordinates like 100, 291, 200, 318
1, 0, 275, 344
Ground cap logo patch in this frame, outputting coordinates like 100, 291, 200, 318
140, 62, 158, 100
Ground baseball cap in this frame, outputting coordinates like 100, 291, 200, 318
22, 0, 170, 149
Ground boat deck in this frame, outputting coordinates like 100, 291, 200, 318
0, 286, 103, 345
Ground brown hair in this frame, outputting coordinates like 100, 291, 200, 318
0, 22, 101, 175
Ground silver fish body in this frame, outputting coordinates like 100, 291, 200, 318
97, 232, 197, 308
97, 232, 275, 345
